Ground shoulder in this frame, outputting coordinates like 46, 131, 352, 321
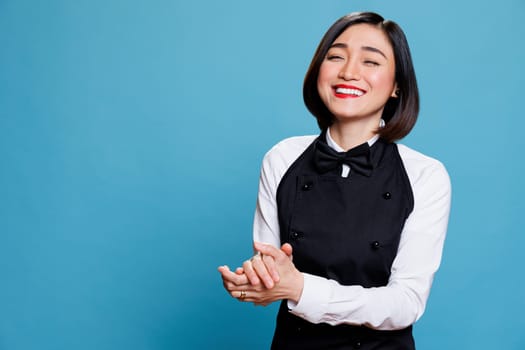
259, 135, 317, 185
397, 143, 451, 192
263, 135, 317, 168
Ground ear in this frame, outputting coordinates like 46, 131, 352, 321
391, 83, 399, 98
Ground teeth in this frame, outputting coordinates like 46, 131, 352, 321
335, 87, 364, 96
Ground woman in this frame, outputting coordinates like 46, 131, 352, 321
218, 11, 451, 349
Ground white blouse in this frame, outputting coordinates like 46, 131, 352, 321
253, 131, 451, 330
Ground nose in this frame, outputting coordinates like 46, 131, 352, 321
338, 59, 360, 81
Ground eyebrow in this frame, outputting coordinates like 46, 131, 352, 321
329, 43, 388, 59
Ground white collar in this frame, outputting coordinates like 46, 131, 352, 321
326, 128, 379, 152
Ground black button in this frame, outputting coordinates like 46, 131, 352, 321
371, 241, 380, 250
354, 341, 361, 349
302, 182, 313, 191
291, 231, 300, 239
383, 192, 392, 199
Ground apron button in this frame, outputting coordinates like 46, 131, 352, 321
290, 231, 301, 240
301, 182, 313, 191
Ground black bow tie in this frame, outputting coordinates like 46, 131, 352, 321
314, 139, 373, 177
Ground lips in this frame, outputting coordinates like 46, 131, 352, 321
333, 84, 366, 98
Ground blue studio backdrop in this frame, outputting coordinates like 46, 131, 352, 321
1, 1, 524, 349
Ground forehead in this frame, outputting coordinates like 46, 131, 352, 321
331, 23, 393, 56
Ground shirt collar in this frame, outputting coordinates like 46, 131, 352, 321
326, 127, 379, 152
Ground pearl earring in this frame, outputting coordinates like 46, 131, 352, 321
393, 89, 400, 98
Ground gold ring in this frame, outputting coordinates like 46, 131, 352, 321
239, 290, 246, 300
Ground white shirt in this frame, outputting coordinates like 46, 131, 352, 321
253, 132, 451, 330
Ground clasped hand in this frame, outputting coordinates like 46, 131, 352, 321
218, 242, 304, 306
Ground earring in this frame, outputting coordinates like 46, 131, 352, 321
379, 119, 385, 128
393, 89, 400, 98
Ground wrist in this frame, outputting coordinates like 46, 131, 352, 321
289, 271, 304, 303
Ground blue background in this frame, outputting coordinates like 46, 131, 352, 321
1, 0, 524, 349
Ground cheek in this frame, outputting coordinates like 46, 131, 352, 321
316, 76, 325, 99
317, 66, 328, 86
317, 65, 333, 96
369, 71, 396, 92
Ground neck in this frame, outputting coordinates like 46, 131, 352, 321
329, 118, 380, 151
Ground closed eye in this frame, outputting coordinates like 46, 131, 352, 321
364, 60, 379, 66
327, 55, 344, 61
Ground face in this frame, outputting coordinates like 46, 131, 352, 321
317, 24, 397, 124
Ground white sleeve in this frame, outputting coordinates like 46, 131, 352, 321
252, 151, 282, 248
253, 136, 317, 248
288, 153, 452, 330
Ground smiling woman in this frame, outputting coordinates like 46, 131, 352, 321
315, 23, 398, 147
218, 11, 451, 350
303, 12, 419, 143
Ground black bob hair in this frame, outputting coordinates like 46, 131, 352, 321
303, 12, 419, 142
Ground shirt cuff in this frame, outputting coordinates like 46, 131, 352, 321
286, 273, 332, 323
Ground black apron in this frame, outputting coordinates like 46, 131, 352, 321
271, 134, 415, 350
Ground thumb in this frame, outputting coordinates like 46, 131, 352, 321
281, 243, 293, 257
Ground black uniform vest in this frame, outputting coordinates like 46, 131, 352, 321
271, 135, 415, 350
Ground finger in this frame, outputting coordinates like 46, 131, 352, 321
224, 280, 256, 293
254, 302, 270, 307
281, 243, 293, 257
262, 254, 280, 283
254, 242, 286, 262
217, 265, 231, 273
235, 267, 244, 275
219, 266, 247, 293
218, 265, 249, 286
233, 291, 265, 305
218, 265, 234, 280
232, 290, 262, 303
251, 253, 275, 288
242, 259, 261, 286
232, 290, 246, 301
